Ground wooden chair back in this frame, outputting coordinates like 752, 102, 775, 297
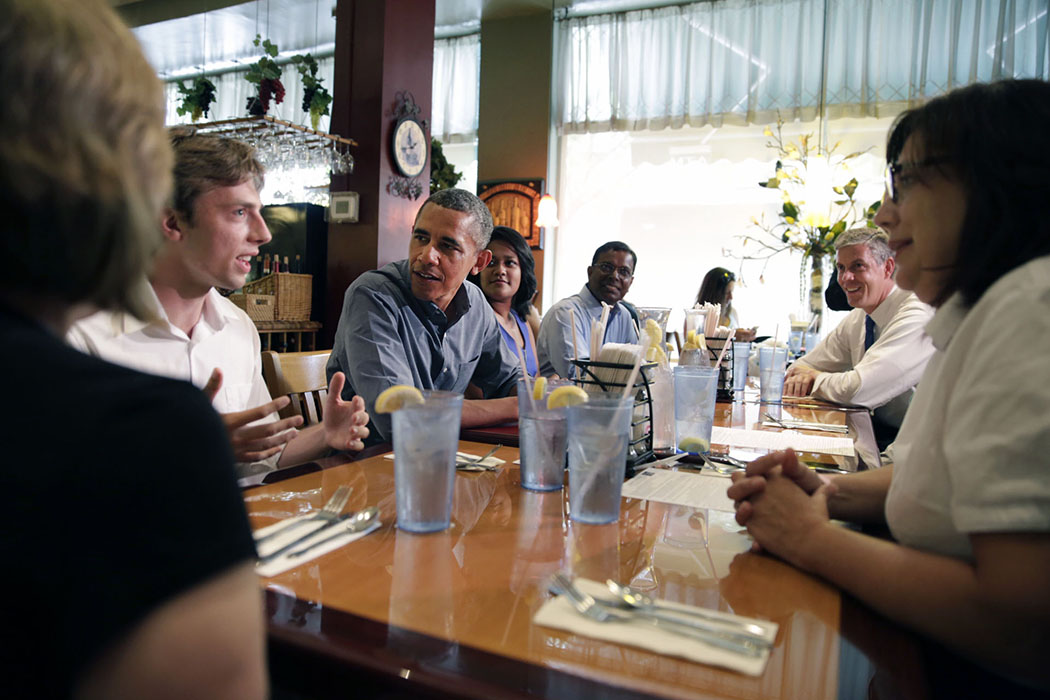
261, 350, 331, 425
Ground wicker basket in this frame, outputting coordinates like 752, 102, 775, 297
243, 273, 312, 320
229, 293, 275, 321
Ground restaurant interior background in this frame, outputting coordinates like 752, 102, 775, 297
117, 0, 1048, 340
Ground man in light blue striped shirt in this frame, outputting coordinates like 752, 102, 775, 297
536, 241, 640, 377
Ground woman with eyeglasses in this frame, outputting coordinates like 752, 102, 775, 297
728, 80, 1050, 694
469, 226, 541, 375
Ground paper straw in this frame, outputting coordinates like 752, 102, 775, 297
516, 339, 536, 412
619, 349, 645, 402
714, 327, 736, 367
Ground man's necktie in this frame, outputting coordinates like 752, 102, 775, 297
864, 315, 876, 351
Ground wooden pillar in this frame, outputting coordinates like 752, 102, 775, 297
325, 0, 435, 348
477, 10, 554, 311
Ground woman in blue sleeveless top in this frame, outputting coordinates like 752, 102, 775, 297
470, 226, 540, 376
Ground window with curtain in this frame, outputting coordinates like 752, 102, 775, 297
432, 33, 481, 194
555, 0, 1049, 133
546, 0, 1048, 336
432, 33, 481, 143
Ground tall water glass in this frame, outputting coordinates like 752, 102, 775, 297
683, 307, 709, 338
674, 366, 719, 453
732, 341, 751, 391
758, 347, 789, 404
518, 379, 568, 491
567, 398, 632, 524
392, 391, 463, 533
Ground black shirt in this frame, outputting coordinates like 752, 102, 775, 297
0, 307, 256, 697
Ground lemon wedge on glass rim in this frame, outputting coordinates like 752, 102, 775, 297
677, 436, 711, 454
374, 385, 425, 413
546, 385, 589, 410
531, 375, 548, 401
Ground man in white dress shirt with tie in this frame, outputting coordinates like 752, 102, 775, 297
784, 227, 935, 447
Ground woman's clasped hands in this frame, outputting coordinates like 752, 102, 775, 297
727, 449, 839, 568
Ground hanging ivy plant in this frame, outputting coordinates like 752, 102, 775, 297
175, 76, 217, 122
244, 35, 285, 116
291, 53, 332, 130
430, 138, 462, 193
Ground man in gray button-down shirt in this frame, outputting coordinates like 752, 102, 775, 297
327, 189, 521, 445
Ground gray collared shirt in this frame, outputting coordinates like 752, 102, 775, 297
536, 285, 640, 377
327, 259, 521, 443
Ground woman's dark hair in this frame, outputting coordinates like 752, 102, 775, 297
469, 225, 537, 319
695, 267, 736, 307
886, 79, 1050, 307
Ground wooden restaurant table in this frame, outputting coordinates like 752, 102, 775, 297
245, 403, 927, 700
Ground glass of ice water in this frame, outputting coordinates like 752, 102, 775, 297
731, 341, 751, 392
566, 398, 632, 524
758, 347, 789, 404
392, 391, 463, 533
674, 366, 719, 454
517, 379, 568, 491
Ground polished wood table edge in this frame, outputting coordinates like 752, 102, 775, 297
250, 441, 914, 699
460, 422, 520, 447
240, 444, 394, 491
264, 586, 683, 700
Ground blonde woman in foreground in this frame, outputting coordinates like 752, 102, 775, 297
0, 0, 265, 697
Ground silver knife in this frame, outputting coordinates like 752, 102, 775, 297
259, 508, 371, 564
287, 507, 380, 559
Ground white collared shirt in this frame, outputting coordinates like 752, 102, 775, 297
885, 256, 1050, 560
797, 285, 935, 427
68, 283, 279, 475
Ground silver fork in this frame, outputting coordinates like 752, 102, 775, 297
456, 445, 502, 471
549, 573, 765, 657
698, 453, 741, 475
255, 485, 352, 547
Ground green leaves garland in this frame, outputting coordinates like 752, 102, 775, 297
245, 35, 285, 116
175, 76, 216, 122
292, 54, 332, 130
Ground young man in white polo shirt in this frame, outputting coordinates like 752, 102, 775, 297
70, 130, 369, 476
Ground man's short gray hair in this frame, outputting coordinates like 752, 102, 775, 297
416, 188, 494, 250
834, 227, 893, 265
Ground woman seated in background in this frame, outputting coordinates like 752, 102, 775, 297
728, 79, 1050, 694
470, 226, 541, 375
695, 267, 737, 326
0, 0, 264, 697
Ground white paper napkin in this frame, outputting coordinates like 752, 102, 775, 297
253, 512, 381, 578
381, 451, 506, 469
533, 578, 777, 676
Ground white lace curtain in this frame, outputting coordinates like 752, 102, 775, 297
164, 33, 482, 143
432, 34, 481, 143
555, 0, 1050, 133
